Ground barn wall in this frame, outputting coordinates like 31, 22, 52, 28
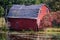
8, 18, 38, 31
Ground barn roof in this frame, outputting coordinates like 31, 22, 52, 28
7, 4, 46, 19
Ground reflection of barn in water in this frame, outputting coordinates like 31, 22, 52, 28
7, 4, 50, 31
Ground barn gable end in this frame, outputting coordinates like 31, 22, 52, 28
37, 4, 50, 28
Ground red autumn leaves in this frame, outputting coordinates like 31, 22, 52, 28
40, 11, 60, 29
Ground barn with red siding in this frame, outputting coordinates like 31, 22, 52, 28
7, 4, 50, 31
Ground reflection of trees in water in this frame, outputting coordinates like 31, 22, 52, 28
51, 35, 60, 40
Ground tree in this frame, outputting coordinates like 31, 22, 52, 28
35, 0, 43, 4
42, 0, 60, 11
24, 0, 36, 5
0, 6, 4, 17
40, 11, 60, 28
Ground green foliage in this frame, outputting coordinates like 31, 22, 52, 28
22, 0, 36, 5
35, 0, 43, 4
0, 6, 4, 17
42, 0, 60, 11
0, 33, 6, 40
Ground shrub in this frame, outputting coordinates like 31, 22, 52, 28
40, 11, 60, 28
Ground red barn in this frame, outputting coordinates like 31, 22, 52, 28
7, 4, 50, 31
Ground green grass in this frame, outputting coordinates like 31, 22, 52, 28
0, 33, 6, 40
0, 26, 7, 40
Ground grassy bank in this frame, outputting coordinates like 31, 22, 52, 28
0, 17, 6, 28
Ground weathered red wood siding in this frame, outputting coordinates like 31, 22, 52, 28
8, 18, 38, 31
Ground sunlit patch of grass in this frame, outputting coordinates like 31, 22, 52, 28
0, 17, 6, 28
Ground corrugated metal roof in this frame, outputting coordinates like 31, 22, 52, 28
7, 4, 45, 19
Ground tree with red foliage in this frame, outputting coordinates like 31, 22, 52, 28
40, 11, 60, 30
